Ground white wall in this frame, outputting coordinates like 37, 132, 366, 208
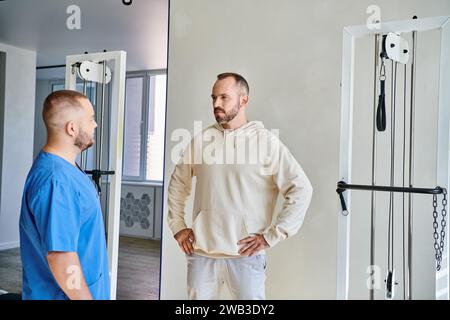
160, 0, 450, 299
0, 42, 36, 250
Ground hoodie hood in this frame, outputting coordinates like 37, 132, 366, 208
212, 120, 265, 134
212, 121, 265, 149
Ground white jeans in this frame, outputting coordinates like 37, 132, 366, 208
186, 254, 267, 300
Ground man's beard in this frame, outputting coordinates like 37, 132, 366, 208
214, 102, 240, 124
74, 130, 94, 151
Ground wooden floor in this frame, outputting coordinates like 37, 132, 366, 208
0, 236, 161, 300
0, 247, 21, 294
117, 237, 161, 300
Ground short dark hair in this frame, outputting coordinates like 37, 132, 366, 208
42, 90, 88, 129
217, 72, 249, 95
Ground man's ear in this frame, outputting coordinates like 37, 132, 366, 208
65, 121, 78, 138
240, 95, 249, 107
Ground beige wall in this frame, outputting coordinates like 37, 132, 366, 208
160, 0, 450, 299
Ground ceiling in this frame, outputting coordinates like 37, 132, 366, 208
0, 0, 168, 78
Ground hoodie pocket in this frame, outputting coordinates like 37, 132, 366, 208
192, 209, 249, 256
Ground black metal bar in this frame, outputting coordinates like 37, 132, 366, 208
85, 170, 115, 175
36, 64, 66, 70
85, 170, 115, 195
337, 181, 444, 195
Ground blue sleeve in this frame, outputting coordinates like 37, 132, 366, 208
30, 178, 81, 253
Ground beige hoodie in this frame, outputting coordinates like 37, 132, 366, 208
167, 121, 313, 258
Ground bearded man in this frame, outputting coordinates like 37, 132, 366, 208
19, 90, 110, 300
167, 73, 313, 299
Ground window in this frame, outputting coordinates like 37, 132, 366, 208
145, 74, 166, 182
122, 71, 167, 183
123, 77, 144, 178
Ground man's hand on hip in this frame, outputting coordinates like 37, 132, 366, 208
174, 228, 195, 255
238, 234, 269, 256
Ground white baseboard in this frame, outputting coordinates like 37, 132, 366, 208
0, 241, 19, 251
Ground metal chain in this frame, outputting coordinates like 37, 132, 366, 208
440, 190, 447, 266
433, 189, 447, 271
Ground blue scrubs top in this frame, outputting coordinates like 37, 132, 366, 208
19, 151, 110, 300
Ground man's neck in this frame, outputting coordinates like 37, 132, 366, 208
42, 143, 78, 166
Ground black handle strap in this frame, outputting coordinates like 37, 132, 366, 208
376, 79, 386, 131
336, 188, 348, 216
